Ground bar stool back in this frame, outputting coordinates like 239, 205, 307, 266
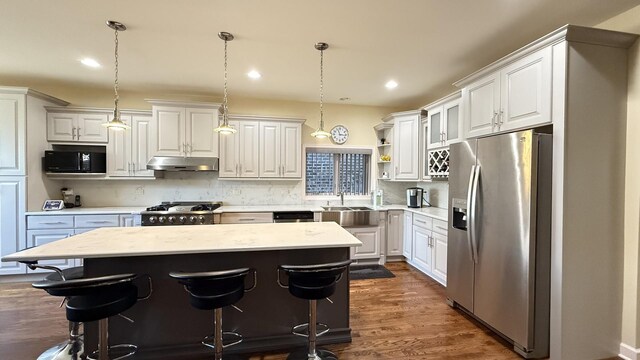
170, 268, 257, 360
277, 260, 352, 360
32, 273, 143, 360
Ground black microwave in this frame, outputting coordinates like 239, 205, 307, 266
43, 151, 106, 173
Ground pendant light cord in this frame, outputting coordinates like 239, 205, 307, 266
319, 47, 324, 129
113, 27, 120, 118
223, 37, 229, 126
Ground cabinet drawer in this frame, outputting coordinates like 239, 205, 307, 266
433, 219, 448, 235
219, 212, 273, 224
412, 214, 433, 229
27, 215, 74, 229
74, 215, 120, 228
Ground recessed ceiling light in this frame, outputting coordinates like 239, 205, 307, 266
247, 70, 262, 79
385, 80, 398, 89
80, 58, 101, 68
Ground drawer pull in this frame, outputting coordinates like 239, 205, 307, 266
415, 219, 426, 224
87, 221, 113, 224
41, 221, 67, 225
436, 226, 447, 231
239, 218, 256, 221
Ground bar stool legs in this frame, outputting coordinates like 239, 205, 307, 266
37, 321, 84, 360
88, 318, 137, 360
288, 299, 336, 360
200, 308, 242, 360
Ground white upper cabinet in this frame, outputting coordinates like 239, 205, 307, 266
46, 111, 108, 143
392, 111, 420, 180
0, 93, 25, 176
107, 112, 153, 177
259, 121, 302, 178
425, 92, 462, 150
461, 46, 552, 138
221, 116, 303, 179
149, 101, 221, 158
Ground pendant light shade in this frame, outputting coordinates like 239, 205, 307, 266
102, 20, 130, 131
214, 31, 237, 135
311, 42, 331, 139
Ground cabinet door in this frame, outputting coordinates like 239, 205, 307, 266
0, 178, 26, 275
281, 122, 302, 178
259, 121, 281, 177
427, 106, 443, 149
349, 227, 381, 260
393, 115, 419, 180
386, 211, 403, 256
26, 229, 75, 272
219, 120, 240, 178
412, 227, 432, 273
432, 232, 448, 285
444, 99, 461, 145
0, 93, 25, 175
185, 108, 219, 157
499, 47, 552, 132
464, 72, 500, 138
107, 114, 132, 177
402, 211, 412, 258
154, 106, 185, 156
47, 113, 76, 142
239, 121, 260, 178
77, 113, 108, 143
131, 115, 154, 177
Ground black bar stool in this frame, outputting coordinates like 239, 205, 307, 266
277, 260, 352, 360
32, 272, 150, 360
23, 261, 85, 360
170, 268, 257, 360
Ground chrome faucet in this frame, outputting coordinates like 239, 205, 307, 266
337, 192, 344, 205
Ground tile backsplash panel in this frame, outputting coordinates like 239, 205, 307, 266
62, 173, 449, 208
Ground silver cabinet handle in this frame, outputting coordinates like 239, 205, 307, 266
87, 220, 112, 224
499, 110, 504, 127
491, 112, 498, 131
187, 143, 192, 155
128, 162, 131, 175
239, 163, 242, 175
235, 164, 239, 176
182, 143, 186, 156
72, 127, 76, 140
77, 127, 81, 140
395, 166, 398, 176
132, 162, 136, 174
42, 221, 66, 225
238, 218, 255, 221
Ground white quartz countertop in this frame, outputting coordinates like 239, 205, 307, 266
25, 207, 145, 216
2, 222, 361, 261
375, 205, 449, 221
214, 205, 325, 213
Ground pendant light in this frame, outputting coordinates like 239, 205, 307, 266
213, 32, 237, 135
102, 20, 130, 131
311, 42, 331, 139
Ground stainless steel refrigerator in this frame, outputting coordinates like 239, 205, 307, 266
447, 129, 552, 359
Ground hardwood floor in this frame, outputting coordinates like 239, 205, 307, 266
0, 262, 520, 359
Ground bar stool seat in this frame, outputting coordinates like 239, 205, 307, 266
32, 273, 141, 360
278, 260, 351, 360
170, 268, 256, 360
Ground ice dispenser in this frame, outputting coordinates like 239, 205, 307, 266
451, 198, 468, 231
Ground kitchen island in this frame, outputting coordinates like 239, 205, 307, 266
3, 222, 361, 359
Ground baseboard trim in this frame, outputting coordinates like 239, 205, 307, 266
620, 342, 640, 360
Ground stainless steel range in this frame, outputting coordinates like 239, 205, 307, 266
141, 201, 222, 226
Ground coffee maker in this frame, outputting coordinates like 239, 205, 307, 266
406, 187, 428, 208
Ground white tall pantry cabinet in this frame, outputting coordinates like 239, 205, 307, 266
0, 87, 68, 275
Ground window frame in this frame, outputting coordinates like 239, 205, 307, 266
303, 145, 375, 201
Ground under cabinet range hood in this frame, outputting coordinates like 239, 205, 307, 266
146, 156, 219, 171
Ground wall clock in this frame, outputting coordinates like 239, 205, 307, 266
330, 125, 349, 144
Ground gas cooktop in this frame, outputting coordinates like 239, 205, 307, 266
141, 201, 222, 226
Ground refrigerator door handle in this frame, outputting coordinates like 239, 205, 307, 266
466, 165, 477, 263
469, 165, 481, 264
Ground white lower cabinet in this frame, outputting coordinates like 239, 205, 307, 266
0, 177, 26, 275
21, 213, 140, 274
401, 211, 448, 286
26, 229, 75, 272
386, 210, 403, 257
348, 226, 381, 261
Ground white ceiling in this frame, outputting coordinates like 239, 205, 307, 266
1, 0, 638, 107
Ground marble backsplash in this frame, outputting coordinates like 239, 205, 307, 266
60, 172, 449, 208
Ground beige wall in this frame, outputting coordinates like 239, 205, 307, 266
597, 5, 640, 350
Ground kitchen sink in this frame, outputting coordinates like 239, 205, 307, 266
321, 206, 380, 226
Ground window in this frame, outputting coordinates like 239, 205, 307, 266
305, 148, 371, 196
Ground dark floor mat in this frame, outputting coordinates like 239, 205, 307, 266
349, 265, 395, 280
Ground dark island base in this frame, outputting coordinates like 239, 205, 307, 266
84, 248, 352, 359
